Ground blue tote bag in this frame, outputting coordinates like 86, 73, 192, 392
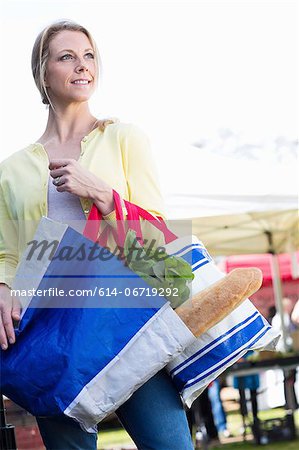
0, 214, 196, 432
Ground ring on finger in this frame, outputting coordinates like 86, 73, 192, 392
54, 176, 62, 186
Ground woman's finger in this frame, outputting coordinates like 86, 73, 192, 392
56, 180, 69, 192
0, 314, 8, 350
52, 175, 66, 187
1, 308, 15, 347
12, 295, 21, 321
49, 159, 73, 170
49, 168, 66, 178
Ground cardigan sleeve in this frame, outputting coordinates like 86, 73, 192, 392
103, 124, 168, 248
121, 124, 166, 218
0, 166, 19, 288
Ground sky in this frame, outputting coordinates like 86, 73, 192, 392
0, 0, 298, 204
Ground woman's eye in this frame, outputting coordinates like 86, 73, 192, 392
59, 53, 94, 61
60, 54, 73, 61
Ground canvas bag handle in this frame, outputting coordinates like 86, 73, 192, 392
123, 200, 177, 244
83, 190, 177, 247
83, 190, 126, 246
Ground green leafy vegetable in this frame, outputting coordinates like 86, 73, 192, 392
123, 230, 194, 308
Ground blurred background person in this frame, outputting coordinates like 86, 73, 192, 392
291, 299, 299, 326
272, 297, 297, 351
208, 378, 231, 439
271, 298, 298, 409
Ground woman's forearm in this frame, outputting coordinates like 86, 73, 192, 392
92, 186, 114, 216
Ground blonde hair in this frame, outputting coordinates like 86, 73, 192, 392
31, 19, 101, 107
31, 20, 116, 129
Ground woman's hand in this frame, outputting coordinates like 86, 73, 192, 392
0, 283, 21, 350
49, 159, 114, 216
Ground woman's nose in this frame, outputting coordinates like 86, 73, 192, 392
75, 62, 89, 73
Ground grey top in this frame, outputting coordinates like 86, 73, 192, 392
47, 176, 86, 233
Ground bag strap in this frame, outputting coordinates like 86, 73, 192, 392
83, 190, 177, 247
83, 190, 126, 245
124, 201, 177, 244
123, 201, 144, 246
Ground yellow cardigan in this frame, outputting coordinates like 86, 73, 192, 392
0, 121, 166, 288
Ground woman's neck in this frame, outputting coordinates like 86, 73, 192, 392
38, 102, 98, 145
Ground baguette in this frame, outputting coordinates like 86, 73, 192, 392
175, 268, 263, 337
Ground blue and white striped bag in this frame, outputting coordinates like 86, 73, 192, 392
164, 235, 279, 407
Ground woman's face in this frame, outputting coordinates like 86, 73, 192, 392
45, 30, 97, 105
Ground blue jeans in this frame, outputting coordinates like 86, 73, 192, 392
36, 370, 193, 450
208, 379, 227, 433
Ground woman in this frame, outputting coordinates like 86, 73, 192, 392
0, 20, 194, 450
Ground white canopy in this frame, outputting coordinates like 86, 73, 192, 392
162, 147, 298, 255
162, 146, 298, 350
176, 208, 298, 256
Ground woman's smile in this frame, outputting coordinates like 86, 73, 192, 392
71, 78, 92, 86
